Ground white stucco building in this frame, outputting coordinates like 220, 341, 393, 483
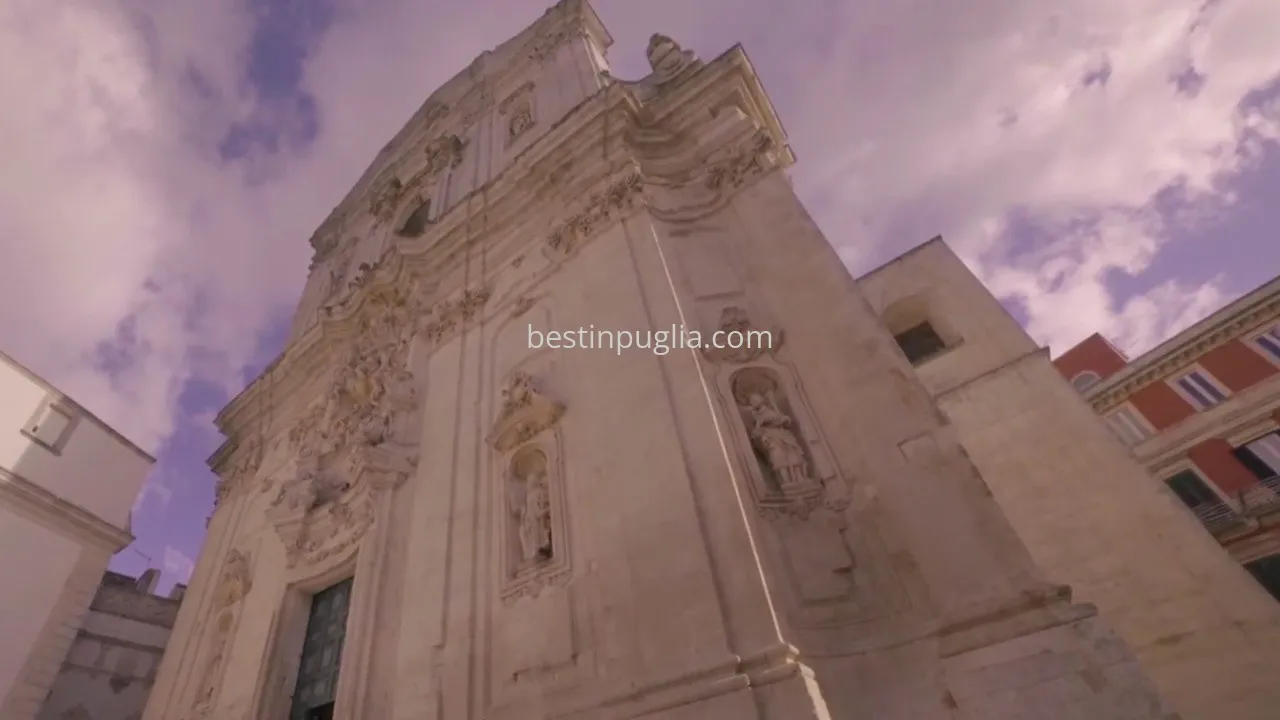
37, 569, 186, 720
0, 350, 156, 720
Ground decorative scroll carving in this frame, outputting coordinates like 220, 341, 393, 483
646, 33, 699, 85
422, 285, 492, 345
545, 172, 645, 257
701, 306, 784, 364
368, 135, 465, 223
324, 251, 355, 302
487, 372, 566, 452
307, 215, 346, 269
500, 446, 571, 605
189, 550, 253, 715
731, 368, 847, 520
706, 131, 778, 191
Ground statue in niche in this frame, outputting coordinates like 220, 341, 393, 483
646, 33, 698, 84
733, 370, 819, 494
507, 450, 553, 568
744, 394, 813, 490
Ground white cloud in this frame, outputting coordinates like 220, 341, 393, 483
1, 0, 1278, 468
132, 479, 174, 517
162, 545, 195, 584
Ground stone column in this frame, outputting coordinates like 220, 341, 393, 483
333, 447, 415, 720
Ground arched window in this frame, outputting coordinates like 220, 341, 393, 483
396, 199, 431, 238
1071, 371, 1101, 392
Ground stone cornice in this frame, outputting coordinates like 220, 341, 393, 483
211, 43, 789, 451
1088, 276, 1280, 411
0, 466, 133, 552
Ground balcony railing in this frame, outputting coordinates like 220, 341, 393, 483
1187, 475, 1280, 537
1238, 474, 1280, 516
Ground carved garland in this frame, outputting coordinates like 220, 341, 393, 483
545, 171, 646, 257
422, 285, 493, 346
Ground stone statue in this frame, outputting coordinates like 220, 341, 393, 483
325, 254, 351, 300
745, 393, 813, 490
646, 33, 697, 83
512, 470, 552, 565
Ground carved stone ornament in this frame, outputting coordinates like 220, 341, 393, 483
307, 214, 347, 269
731, 368, 848, 521
500, 446, 571, 605
213, 437, 264, 508
546, 171, 645, 257
706, 130, 778, 191
189, 549, 253, 715
646, 33, 699, 85
701, 306, 784, 364
487, 372, 566, 452
368, 135, 465, 223
421, 285, 492, 345
527, 27, 570, 63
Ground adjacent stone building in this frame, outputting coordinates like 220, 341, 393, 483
858, 239, 1280, 720
138, 2, 1277, 719
37, 569, 185, 720
0, 351, 155, 720
1055, 276, 1280, 598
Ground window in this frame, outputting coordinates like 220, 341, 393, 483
1164, 469, 1220, 509
395, 199, 431, 238
1170, 368, 1229, 411
1105, 405, 1150, 446
23, 400, 73, 451
1244, 554, 1280, 603
1251, 324, 1280, 363
1070, 371, 1101, 392
1234, 431, 1280, 481
893, 322, 947, 365
290, 578, 353, 720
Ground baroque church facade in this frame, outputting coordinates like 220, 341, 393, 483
140, 2, 1232, 718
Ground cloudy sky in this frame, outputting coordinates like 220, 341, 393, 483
2, 0, 1277, 591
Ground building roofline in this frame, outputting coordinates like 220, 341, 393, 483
1086, 274, 1280, 403
855, 235, 946, 280
0, 349, 155, 464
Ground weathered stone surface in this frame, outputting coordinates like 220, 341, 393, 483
141, 3, 1198, 719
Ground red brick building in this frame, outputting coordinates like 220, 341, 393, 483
1055, 276, 1280, 600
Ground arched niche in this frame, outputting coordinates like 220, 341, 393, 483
730, 367, 820, 496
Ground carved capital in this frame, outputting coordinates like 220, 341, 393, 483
487, 372, 566, 452
349, 445, 418, 491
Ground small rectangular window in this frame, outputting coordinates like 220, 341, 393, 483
1171, 369, 1228, 411
1164, 469, 1220, 509
24, 401, 72, 450
1251, 324, 1280, 363
1105, 405, 1150, 446
893, 322, 947, 365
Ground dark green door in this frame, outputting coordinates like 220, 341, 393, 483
290, 578, 353, 720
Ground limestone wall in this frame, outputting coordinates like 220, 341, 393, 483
858, 239, 1280, 720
